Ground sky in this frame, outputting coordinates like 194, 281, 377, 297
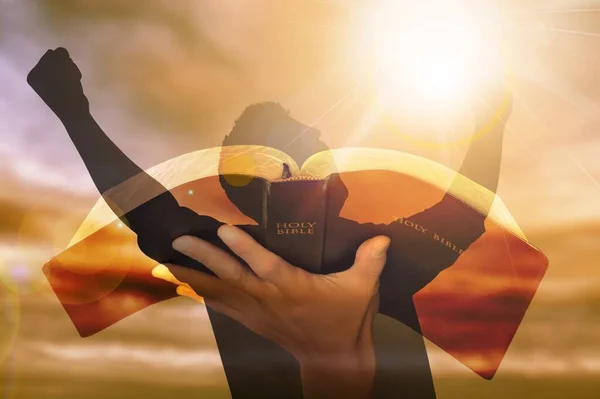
1, 0, 600, 398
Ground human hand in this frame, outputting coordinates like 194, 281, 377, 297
153, 225, 390, 399
27, 47, 89, 117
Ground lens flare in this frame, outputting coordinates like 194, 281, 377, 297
0, 275, 20, 367
371, 0, 504, 106
220, 153, 257, 187
351, 0, 521, 148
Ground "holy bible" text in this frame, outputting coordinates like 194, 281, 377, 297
276, 222, 316, 235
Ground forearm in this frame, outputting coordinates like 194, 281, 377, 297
59, 109, 179, 219
28, 48, 197, 247
455, 122, 505, 195
60, 110, 165, 195
453, 88, 512, 197
58, 106, 224, 267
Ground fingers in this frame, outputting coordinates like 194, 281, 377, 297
217, 225, 295, 288
163, 265, 256, 325
152, 265, 206, 303
172, 235, 262, 294
54, 47, 82, 80
345, 236, 390, 288
29, 47, 83, 88
54, 47, 69, 57
175, 285, 205, 303
204, 299, 247, 323
154, 263, 229, 301
151, 264, 187, 286
39, 47, 71, 63
152, 265, 246, 321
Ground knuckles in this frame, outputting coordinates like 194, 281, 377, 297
30, 48, 76, 79
260, 255, 285, 279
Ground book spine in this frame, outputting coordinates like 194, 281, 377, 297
264, 180, 328, 273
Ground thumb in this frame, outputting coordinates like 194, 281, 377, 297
347, 236, 390, 285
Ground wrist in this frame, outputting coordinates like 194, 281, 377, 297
55, 98, 90, 123
295, 331, 376, 399
58, 105, 91, 127
299, 351, 375, 399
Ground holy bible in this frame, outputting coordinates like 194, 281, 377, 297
42, 146, 548, 380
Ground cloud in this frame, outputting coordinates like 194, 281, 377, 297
2, 1, 600, 397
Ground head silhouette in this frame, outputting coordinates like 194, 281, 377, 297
219, 102, 348, 221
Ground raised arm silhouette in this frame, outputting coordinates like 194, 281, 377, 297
26, 47, 228, 267
28, 47, 511, 399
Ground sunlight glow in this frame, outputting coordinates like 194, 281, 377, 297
370, 0, 503, 108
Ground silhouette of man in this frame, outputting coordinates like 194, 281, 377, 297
28, 48, 511, 398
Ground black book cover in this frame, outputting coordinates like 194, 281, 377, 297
264, 178, 328, 273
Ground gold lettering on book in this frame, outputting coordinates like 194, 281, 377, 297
276, 222, 316, 235
393, 217, 464, 255
393, 217, 428, 234
432, 233, 465, 255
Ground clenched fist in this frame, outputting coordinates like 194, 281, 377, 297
27, 47, 89, 117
